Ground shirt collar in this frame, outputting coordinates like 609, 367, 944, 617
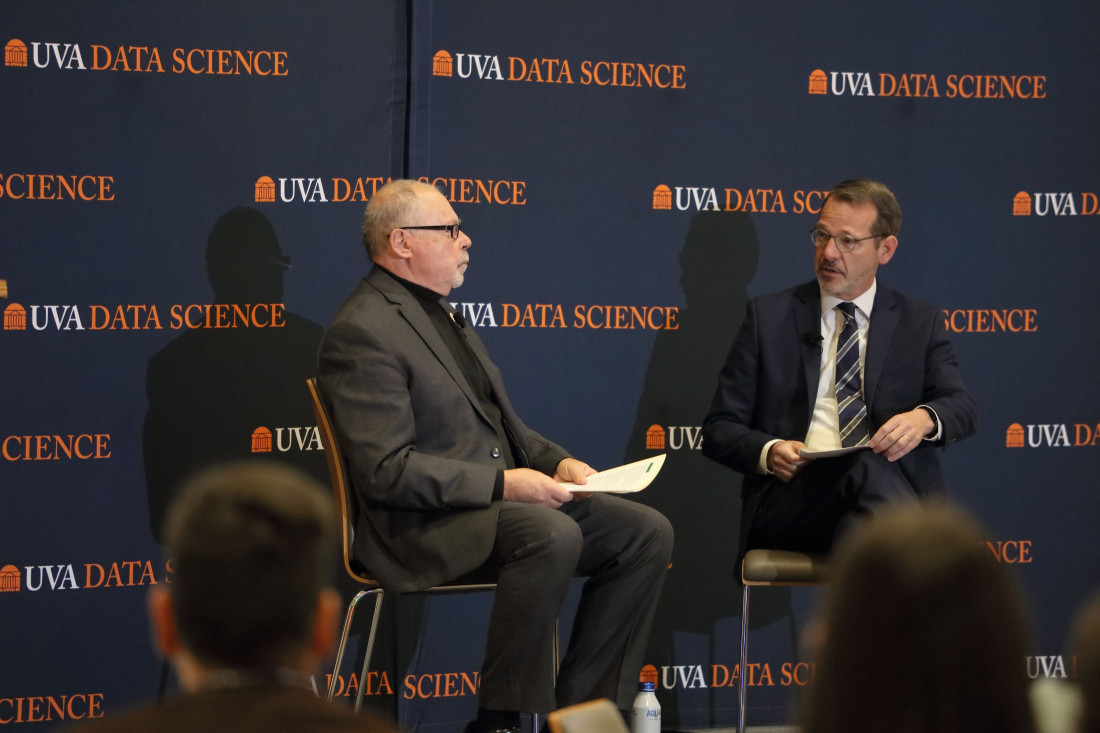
376, 265, 446, 309
821, 279, 877, 320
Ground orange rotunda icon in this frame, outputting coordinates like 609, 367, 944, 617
646, 424, 667, 450
433, 50, 453, 77
1005, 423, 1025, 448
1, 565, 21, 592
651, 185, 672, 211
255, 176, 276, 203
5, 39, 28, 68
251, 427, 273, 453
1012, 191, 1032, 216
4, 303, 27, 331
808, 69, 828, 95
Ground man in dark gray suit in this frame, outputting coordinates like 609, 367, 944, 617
317, 179, 673, 733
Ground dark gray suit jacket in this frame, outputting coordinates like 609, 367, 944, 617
317, 267, 569, 592
702, 280, 979, 555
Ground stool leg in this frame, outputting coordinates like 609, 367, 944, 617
354, 589, 385, 713
328, 590, 368, 701
738, 583, 750, 733
327, 588, 385, 708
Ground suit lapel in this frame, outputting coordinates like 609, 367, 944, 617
367, 269, 492, 425
793, 282, 823, 429
865, 284, 898, 409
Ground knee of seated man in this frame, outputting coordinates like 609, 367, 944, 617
540, 520, 584, 575
608, 499, 675, 563
652, 508, 675, 554
640, 506, 675, 564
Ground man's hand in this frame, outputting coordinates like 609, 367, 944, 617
503, 468, 574, 507
870, 408, 935, 462
767, 440, 807, 482
551, 457, 597, 500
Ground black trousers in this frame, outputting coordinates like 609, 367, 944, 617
749, 449, 918, 554
468, 493, 674, 713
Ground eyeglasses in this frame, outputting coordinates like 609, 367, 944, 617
399, 224, 463, 240
810, 227, 881, 253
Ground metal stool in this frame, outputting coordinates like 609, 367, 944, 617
738, 549, 828, 732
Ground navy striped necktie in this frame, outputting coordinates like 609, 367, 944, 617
835, 302, 870, 447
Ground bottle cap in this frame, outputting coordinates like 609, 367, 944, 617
638, 681, 656, 692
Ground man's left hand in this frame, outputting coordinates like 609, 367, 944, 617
552, 458, 597, 499
869, 408, 935, 462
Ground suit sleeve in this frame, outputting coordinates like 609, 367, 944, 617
701, 299, 776, 475
918, 310, 979, 446
318, 316, 504, 512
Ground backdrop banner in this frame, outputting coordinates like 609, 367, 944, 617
2, 1, 1098, 730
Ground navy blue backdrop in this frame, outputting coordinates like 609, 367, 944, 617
2, 1, 1098, 730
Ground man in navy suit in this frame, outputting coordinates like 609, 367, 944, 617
702, 179, 978, 560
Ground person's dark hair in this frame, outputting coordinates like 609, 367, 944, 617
361, 179, 443, 258
164, 460, 337, 668
801, 503, 1037, 733
824, 179, 902, 238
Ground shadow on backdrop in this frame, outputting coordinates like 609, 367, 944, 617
625, 211, 791, 728
142, 207, 328, 542
141, 208, 404, 716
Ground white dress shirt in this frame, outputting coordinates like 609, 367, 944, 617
756, 279, 941, 474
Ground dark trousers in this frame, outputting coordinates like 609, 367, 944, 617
749, 449, 918, 554
469, 494, 673, 713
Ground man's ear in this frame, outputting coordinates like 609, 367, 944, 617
148, 586, 181, 659
388, 227, 413, 260
877, 235, 898, 265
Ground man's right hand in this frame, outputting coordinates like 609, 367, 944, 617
766, 440, 807, 482
503, 468, 573, 508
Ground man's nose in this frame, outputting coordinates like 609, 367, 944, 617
820, 237, 842, 258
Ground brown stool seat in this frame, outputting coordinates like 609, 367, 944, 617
742, 549, 829, 585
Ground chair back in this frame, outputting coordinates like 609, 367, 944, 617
547, 699, 629, 733
306, 377, 375, 586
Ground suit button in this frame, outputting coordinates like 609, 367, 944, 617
491, 448, 501, 458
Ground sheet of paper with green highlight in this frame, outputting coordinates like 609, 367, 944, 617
559, 453, 666, 493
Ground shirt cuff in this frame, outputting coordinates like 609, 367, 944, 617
758, 439, 782, 474
918, 405, 942, 441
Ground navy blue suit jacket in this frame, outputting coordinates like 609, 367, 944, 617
702, 280, 978, 555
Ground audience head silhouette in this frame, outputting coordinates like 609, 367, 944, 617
1071, 592, 1100, 733
802, 503, 1037, 733
154, 460, 340, 687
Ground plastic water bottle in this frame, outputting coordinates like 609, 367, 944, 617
631, 681, 661, 733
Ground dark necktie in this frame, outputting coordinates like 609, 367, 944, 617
835, 302, 870, 447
